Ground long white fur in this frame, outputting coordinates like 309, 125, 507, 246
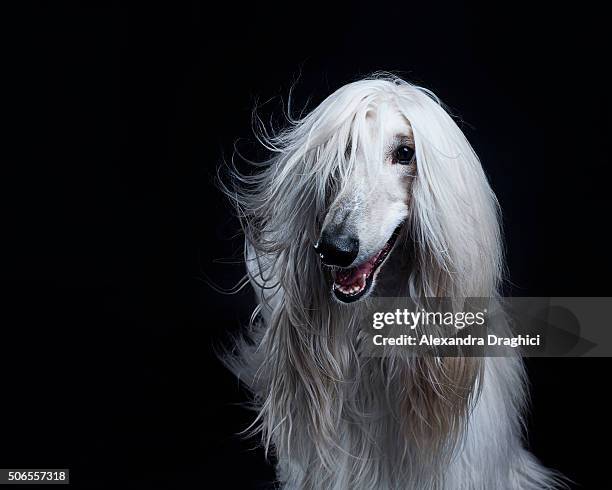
222, 74, 565, 489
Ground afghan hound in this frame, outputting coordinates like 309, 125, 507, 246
222, 75, 564, 489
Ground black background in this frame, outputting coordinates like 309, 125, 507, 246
3, 2, 610, 488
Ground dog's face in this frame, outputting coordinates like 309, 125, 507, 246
315, 109, 416, 303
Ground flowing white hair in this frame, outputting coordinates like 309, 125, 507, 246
228, 74, 502, 299
221, 74, 562, 489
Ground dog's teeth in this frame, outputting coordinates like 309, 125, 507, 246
334, 279, 369, 297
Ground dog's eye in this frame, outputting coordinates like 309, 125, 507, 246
393, 145, 415, 165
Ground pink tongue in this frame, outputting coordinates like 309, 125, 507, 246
335, 253, 379, 287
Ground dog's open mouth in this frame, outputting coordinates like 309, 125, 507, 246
331, 226, 401, 303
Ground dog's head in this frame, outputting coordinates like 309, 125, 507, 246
233, 75, 502, 306
314, 106, 415, 303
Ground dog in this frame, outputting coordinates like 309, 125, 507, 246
222, 74, 564, 489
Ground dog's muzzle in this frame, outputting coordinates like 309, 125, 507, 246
314, 225, 402, 303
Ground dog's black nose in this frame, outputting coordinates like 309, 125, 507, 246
314, 232, 359, 267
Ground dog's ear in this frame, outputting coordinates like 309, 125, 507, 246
397, 89, 502, 298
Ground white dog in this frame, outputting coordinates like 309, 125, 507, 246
223, 75, 564, 489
